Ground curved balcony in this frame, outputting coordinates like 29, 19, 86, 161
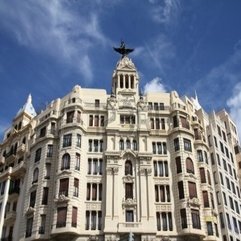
4, 211, 16, 224
60, 118, 84, 130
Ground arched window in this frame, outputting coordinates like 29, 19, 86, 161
62, 153, 70, 170
186, 158, 194, 174
125, 160, 133, 176
119, 139, 124, 150
125, 75, 129, 88
126, 139, 131, 149
132, 140, 137, 151
22, 137, 26, 144
130, 75, 134, 89
120, 75, 123, 88
33, 168, 39, 183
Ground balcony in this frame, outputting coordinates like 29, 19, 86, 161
4, 211, 16, 223
11, 161, 26, 177
118, 222, 141, 232
5, 151, 16, 163
61, 117, 83, 127
17, 144, 26, 155
122, 198, 137, 208
8, 186, 20, 199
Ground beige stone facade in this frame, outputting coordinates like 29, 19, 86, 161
0, 55, 241, 241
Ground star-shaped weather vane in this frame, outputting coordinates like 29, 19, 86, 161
113, 40, 134, 58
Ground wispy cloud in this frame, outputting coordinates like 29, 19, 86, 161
191, 40, 241, 110
144, 34, 175, 74
0, 0, 109, 82
149, 0, 181, 26
227, 83, 241, 139
144, 77, 166, 94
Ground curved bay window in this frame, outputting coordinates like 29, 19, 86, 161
61, 153, 70, 170
125, 160, 133, 176
186, 158, 194, 174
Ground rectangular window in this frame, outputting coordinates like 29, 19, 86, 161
176, 156, 182, 173
74, 178, 79, 197
174, 138, 179, 151
72, 207, 77, 227
63, 134, 72, 147
95, 99, 100, 107
191, 209, 201, 229
180, 209, 187, 228
188, 182, 197, 199
35, 148, 42, 162
59, 178, 69, 197
47, 144, 53, 157
200, 168, 206, 183
203, 191, 209, 207
125, 183, 133, 199
178, 181, 184, 199
66, 111, 74, 123
126, 210, 134, 222
56, 207, 67, 227
76, 134, 81, 148
184, 138, 192, 152
39, 126, 46, 138
75, 153, 80, 171
30, 190, 36, 207
42, 187, 49, 205
39, 215, 46, 234
207, 222, 213, 235
26, 217, 33, 237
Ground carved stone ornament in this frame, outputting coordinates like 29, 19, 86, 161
161, 236, 170, 241
123, 175, 134, 183
122, 198, 137, 209
55, 194, 70, 203
137, 100, 147, 111
106, 167, 113, 175
116, 56, 136, 70
188, 197, 200, 207
113, 167, 119, 174
26, 207, 35, 215
107, 97, 117, 110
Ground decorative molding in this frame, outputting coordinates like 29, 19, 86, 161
123, 175, 134, 183
54, 194, 70, 203
122, 198, 137, 209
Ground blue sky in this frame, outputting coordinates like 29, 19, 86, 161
1, 0, 241, 139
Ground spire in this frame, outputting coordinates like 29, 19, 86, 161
192, 90, 201, 110
16, 94, 37, 118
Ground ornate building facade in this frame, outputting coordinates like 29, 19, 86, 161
0, 52, 241, 241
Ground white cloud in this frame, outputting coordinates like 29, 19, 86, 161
145, 34, 175, 73
0, 0, 110, 83
227, 83, 241, 139
149, 0, 181, 26
144, 77, 166, 94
